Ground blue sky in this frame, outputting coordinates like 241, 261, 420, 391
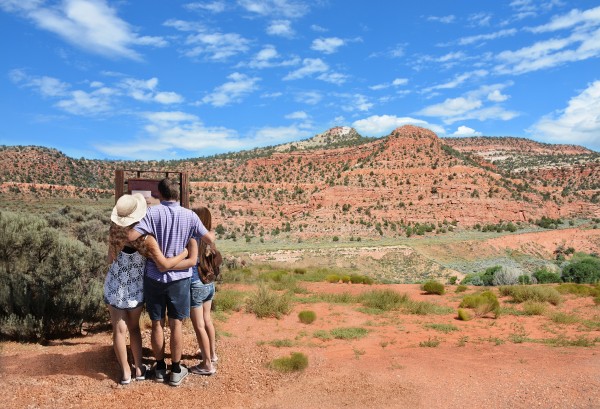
1, 0, 599, 160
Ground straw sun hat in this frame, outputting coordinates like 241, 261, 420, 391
111, 193, 147, 227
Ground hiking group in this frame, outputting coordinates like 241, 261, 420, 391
103, 177, 222, 386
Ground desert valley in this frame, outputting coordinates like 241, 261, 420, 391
1, 125, 600, 408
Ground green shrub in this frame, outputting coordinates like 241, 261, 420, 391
422, 280, 445, 295
457, 308, 472, 321
326, 274, 341, 283
455, 285, 468, 293
419, 337, 441, 347
313, 292, 356, 304
492, 266, 523, 286
522, 301, 547, 315
404, 300, 454, 315
313, 330, 333, 340
298, 310, 316, 324
549, 312, 579, 324
267, 339, 295, 347
459, 291, 500, 318
448, 276, 458, 285
245, 286, 292, 318
461, 266, 499, 286
498, 285, 561, 305
561, 257, 600, 283
533, 268, 561, 284
269, 352, 308, 372
348, 274, 373, 284
341, 275, 351, 283
330, 327, 369, 339
0, 211, 106, 342
518, 275, 532, 285
556, 283, 600, 297
424, 323, 459, 333
214, 289, 246, 312
358, 289, 408, 311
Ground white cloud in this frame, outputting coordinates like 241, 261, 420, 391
9, 69, 116, 115
317, 71, 348, 85
456, 29, 517, 46
0, 0, 166, 60
9, 69, 69, 97
295, 91, 322, 105
528, 5, 600, 33
352, 115, 445, 136
283, 58, 328, 80
423, 70, 488, 93
311, 37, 345, 54
427, 15, 455, 24
97, 110, 241, 159
419, 82, 518, 124
452, 125, 482, 136
468, 12, 492, 27
201, 72, 260, 107
184, 1, 227, 13
419, 97, 483, 117
530, 80, 600, 149
311, 24, 327, 32
266, 19, 294, 37
496, 6, 600, 75
392, 78, 409, 86
245, 45, 299, 68
56, 87, 116, 115
369, 78, 408, 91
251, 125, 312, 145
340, 94, 373, 112
445, 106, 519, 124
184, 31, 251, 61
119, 77, 183, 104
261, 91, 283, 98
285, 111, 308, 120
370, 77, 409, 90
165, 19, 250, 61
370, 43, 405, 58
237, 0, 309, 18
507, 0, 564, 22
487, 89, 509, 102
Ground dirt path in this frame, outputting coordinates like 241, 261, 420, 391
2, 283, 600, 408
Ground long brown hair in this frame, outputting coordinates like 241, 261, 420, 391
193, 206, 212, 231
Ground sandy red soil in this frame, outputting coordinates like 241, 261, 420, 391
2, 283, 600, 409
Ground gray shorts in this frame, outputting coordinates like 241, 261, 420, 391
191, 281, 215, 308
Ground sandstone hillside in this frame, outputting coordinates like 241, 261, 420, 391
1, 126, 599, 240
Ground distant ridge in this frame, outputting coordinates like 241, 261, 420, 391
274, 126, 373, 152
1, 126, 599, 239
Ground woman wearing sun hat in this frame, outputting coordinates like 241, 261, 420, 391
104, 193, 198, 385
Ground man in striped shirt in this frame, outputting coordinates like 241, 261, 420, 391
128, 178, 216, 386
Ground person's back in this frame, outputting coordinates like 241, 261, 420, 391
141, 201, 201, 283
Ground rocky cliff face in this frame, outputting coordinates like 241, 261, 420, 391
1, 126, 599, 239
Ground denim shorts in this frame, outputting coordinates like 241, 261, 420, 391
190, 281, 215, 309
144, 277, 191, 320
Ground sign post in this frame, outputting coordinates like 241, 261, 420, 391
114, 170, 190, 208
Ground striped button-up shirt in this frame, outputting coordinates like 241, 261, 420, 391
134, 201, 208, 283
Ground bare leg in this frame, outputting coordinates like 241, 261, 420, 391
191, 306, 213, 370
169, 317, 183, 364
151, 318, 166, 362
125, 306, 144, 377
203, 300, 217, 361
108, 306, 131, 381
